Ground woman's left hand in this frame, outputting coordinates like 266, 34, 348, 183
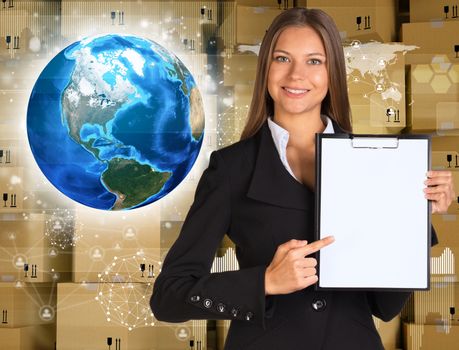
424, 171, 456, 214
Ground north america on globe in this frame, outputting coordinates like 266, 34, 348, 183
27, 34, 205, 210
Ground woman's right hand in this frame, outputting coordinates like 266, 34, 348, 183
264, 236, 335, 295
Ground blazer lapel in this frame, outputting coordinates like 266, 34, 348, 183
246, 122, 314, 211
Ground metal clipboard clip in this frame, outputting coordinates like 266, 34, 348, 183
350, 136, 399, 149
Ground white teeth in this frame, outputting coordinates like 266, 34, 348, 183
284, 88, 308, 94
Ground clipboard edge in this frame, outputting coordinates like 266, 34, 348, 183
314, 133, 432, 291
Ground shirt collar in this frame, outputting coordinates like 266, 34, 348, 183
267, 115, 335, 154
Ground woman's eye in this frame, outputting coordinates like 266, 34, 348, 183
274, 56, 289, 62
309, 58, 322, 65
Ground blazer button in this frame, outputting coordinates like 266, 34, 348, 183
245, 312, 253, 321
231, 308, 239, 318
203, 298, 213, 308
217, 303, 226, 313
312, 298, 326, 311
190, 295, 200, 303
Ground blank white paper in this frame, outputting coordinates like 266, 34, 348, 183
318, 136, 429, 289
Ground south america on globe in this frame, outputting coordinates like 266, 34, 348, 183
27, 34, 205, 210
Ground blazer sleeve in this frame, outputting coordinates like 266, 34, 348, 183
366, 225, 439, 322
150, 151, 270, 329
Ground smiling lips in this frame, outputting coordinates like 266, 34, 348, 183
282, 87, 310, 97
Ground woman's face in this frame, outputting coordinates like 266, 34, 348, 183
267, 26, 328, 120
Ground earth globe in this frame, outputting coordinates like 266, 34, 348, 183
27, 34, 205, 210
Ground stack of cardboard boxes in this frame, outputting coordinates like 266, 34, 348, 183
401, 2, 459, 348
0, 30, 70, 347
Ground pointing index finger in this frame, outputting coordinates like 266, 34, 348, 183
298, 236, 335, 256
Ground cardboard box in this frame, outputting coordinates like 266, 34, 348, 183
402, 21, 459, 65
0, 167, 23, 212
410, 0, 459, 23
433, 215, 459, 247
404, 322, 459, 350
407, 62, 459, 133
236, 6, 282, 45
0, 213, 72, 283
57, 282, 206, 350
432, 136, 459, 153
72, 206, 160, 282
0, 140, 23, 168
432, 151, 459, 170
224, 53, 258, 86
306, 0, 397, 42
346, 42, 406, 134
0, 323, 55, 350
406, 282, 459, 325
0, 282, 55, 328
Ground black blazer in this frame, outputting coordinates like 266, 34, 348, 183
151, 120, 438, 350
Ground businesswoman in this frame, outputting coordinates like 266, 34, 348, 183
151, 8, 455, 349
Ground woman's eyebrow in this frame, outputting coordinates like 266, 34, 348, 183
272, 49, 325, 57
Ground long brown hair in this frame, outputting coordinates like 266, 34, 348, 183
240, 8, 352, 140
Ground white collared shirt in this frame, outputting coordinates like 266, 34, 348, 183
267, 115, 335, 181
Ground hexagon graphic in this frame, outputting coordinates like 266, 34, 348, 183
430, 55, 452, 73
412, 65, 434, 83
430, 75, 451, 94
448, 64, 459, 83
430, 63, 451, 74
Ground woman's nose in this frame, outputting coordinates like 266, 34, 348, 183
288, 61, 307, 80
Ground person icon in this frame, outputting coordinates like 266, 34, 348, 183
49, 248, 57, 257
114, 242, 121, 250
14, 256, 24, 268
91, 247, 103, 260
42, 308, 51, 319
39, 306, 55, 321
124, 227, 136, 239
177, 328, 188, 340
53, 220, 62, 231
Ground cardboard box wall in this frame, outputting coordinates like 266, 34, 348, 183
0, 213, 72, 283
407, 62, 459, 133
306, 0, 396, 42
57, 282, 206, 350
407, 282, 459, 325
404, 322, 459, 350
402, 21, 459, 65
0, 323, 55, 350
409, 0, 459, 23
432, 215, 459, 247
71, 206, 160, 282
0, 282, 55, 328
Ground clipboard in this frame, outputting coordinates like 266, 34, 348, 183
315, 133, 431, 291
